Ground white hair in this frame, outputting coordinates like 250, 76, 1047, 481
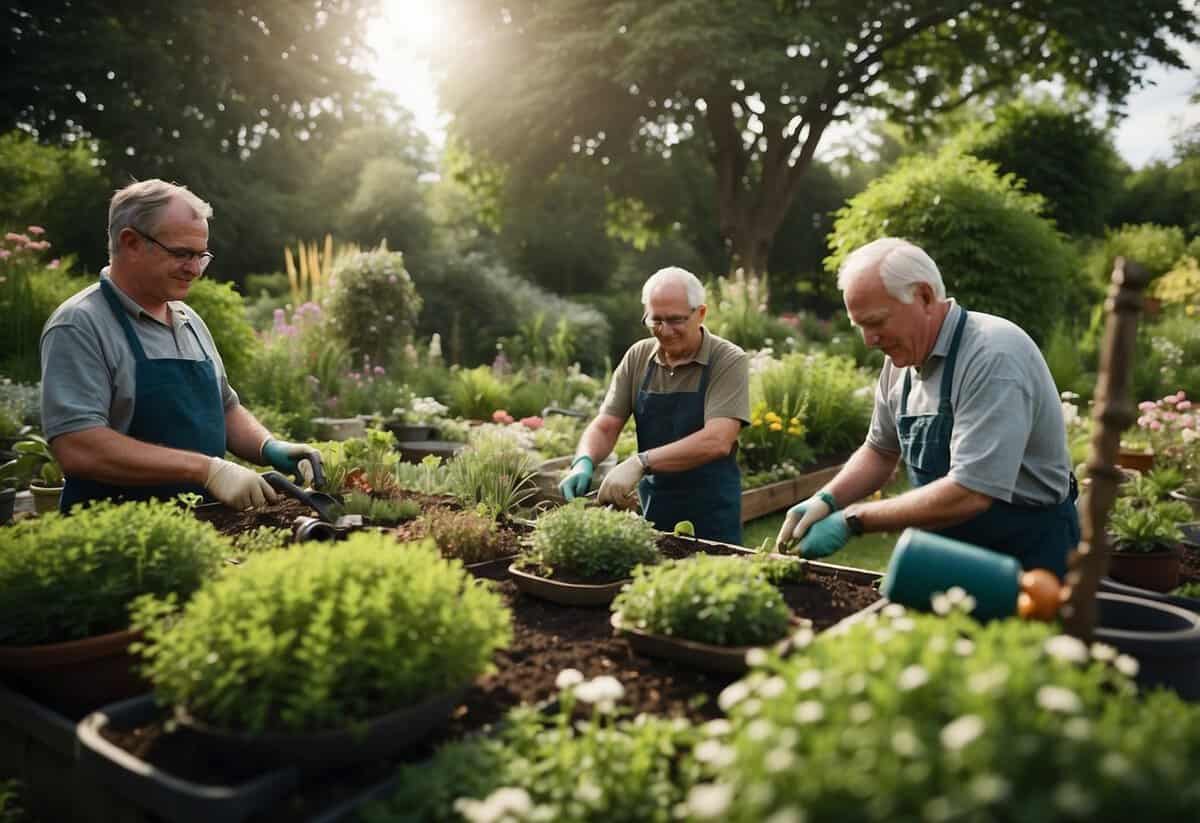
836, 237, 945, 303
641, 266, 706, 308
108, 179, 212, 259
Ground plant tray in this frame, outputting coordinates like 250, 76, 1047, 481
507, 564, 629, 607
610, 612, 798, 675
464, 553, 520, 581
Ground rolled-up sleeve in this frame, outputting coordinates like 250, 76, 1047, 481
866, 367, 901, 455
40, 323, 113, 441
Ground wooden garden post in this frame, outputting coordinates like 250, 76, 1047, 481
1059, 258, 1153, 639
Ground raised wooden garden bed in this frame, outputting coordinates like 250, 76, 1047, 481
740, 462, 845, 522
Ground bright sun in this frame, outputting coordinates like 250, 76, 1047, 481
366, 0, 451, 140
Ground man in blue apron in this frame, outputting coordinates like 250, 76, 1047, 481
41, 180, 323, 512
776, 238, 1079, 577
558, 267, 750, 544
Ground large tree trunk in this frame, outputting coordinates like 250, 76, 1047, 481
728, 227, 772, 278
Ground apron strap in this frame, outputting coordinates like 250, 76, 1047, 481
900, 306, 969, 415
99, 278, 149, 363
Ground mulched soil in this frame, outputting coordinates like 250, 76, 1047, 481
1179, 542, 1200, 587
96, 516, 881, 818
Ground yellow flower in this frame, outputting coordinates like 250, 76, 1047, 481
751, 417, 763, 427
787, 425, 802, 435
769, 422, 783, 431
765, 412, 782, 424
789, 417, 801, 425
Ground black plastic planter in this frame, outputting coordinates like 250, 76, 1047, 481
1100, 577, 1200, 615
0, 683, 87, 821
1094, 592, 1200, 701
77, 694, 300, 823
0, 487, 14, 524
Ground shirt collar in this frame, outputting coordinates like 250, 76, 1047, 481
101, 269, 186, 326
653, 325, 712, 367
916, 299, 961, 375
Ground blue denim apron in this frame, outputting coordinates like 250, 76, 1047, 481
634, 355, 742, 544
60, 279, 227, 512
898, 308, 1078, 577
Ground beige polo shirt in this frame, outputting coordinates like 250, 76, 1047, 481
601, 327, 750, 424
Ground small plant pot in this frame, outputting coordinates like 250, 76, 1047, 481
1169, 489, 1200, 519
0, 486, 14, 524
174, 688, 464, 775
0, 629, 147, 715
29, 482, 63, 515
1107, 545, 1181, 593
1115, 449, 1155, 473
310, 416, 367, 441
508, 564, 629, 607
610, 611, 797, 674
1094, 592, 1200, 700
385, 422, 439, 442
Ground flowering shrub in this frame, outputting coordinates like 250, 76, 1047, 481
706, 602, 1200, 822
526, 502, 659, 579
1135, 391, 1199, 472
613, 555, 792, 646
326, 246, 421, 364
133, 535, 511, 734
741, 400, 813, 473
362, 672, 705, 823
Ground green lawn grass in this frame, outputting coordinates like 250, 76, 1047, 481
740, 473, 912, 573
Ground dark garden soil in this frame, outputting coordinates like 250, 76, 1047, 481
97, 518, 881, 819
1179, 542, 1199, 587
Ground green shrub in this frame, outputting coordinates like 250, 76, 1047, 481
364, 679, 704, 823
184, 278, 260, 391
706, 269, 797, 351
326, 246, 422, 364
393, 455, 454, 496
342, 492, 420, 525
446, 366, 511, 420
613, 556, 791, 646
527, 502, 659, 579
447, 430, 538, 518
133, 535, 511, 733
424, 508, 508, 564
827, 149, 1081, 345
230, 526, 292, 557
1084, 223, 1187, 288
711, 605, 1200, 822
0, 501, 226, 644
1171, 581, 1200, 599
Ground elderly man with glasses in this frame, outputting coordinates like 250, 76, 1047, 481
559, 266, 750, 544
40, 179, 323, 513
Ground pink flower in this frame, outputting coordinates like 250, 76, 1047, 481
387, 274, 398, 284
520, 416, 544, 430
0, 250, 9, 260
47, 258, 60, 269
1149, 421, 1163, 431
1178, 401, 1192, 411
492, 409, 514, 424
27, 225, 45, 235
373, 365, 385, 376
1138, 401, 1157, 412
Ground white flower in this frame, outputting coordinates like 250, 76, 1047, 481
849, 702, 873, 724
845, 673, 867, 694
1054, 781, 1096, 816
695, 740, 736, 767
953, 638, 975, 657
1100, 752, 1132, 779
703, 719, 732, 737
891, 616, 916, 633
1114, 654, 1140, 678
793, 700, 825, 724
746, 719, 774, 741
898, 664, 929, 691
686, 783, 733, 819
765, 747, 796, 773
968, 774, 1010, 804
794, 669, 823, 691
577, 780, 603, 804
945, 586, 968, 604
555, 668, 584, 690
891, 728, 922, 757
718, 681, 751, 712
1063, 717, 1091, 740
1044, 634, 1089, 664
1037, 685, 1083, 714
940, 714, 985, 751
764, 807, 806, 823
1089, 642, 1117, 662
968, 665, 1009, 695
455, 787, 533, 823
574, 675, 624, 706
746, 647, 769, 667
883, 603, 906, 618
759, 676, 787, 698
791, 627, 815, 648
931, 593, 952, 615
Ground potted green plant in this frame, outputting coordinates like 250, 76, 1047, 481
386, 395, 448, 442
512, 501, 660, 606
131, 534, 511, 773
424, 507, 517, 579
0, 500, 227, 713
611, 555, 797, 673
1107, 495, 1193, 592
6, 434, 63, 514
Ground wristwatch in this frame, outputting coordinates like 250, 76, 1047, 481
637, 451, 653, 474
845, 512, 864, 537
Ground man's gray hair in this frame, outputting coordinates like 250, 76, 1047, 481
836, 237, 945, 303
641, 266, 706, 308
108, 179, 213, 259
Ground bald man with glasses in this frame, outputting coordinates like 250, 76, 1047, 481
40, 179, 324, 513
559, 266, 750, 544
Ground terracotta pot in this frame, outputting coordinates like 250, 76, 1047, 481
1169, 489, 1200, 519
29, 483, 62, 516
1115, 449, 1155, 473
1108, 545, 1181, 593
0, 628, 147, 715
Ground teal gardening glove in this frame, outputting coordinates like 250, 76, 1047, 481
559, 455, 594, 500
775, 490, 837, 551
261, 438, 325, 487
798, 512, 851, 558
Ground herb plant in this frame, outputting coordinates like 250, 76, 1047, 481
362, 673, 705, 823
133, 535, 511, 734
613, 556, 791, 646
0, 501, 227, 644
230, 526, 292, 557
1172, 580, 1200, 599
393, 454, 453, 496
424, 508, 510, 564
342, 492, 421, 525
1108, 496, 1191, 553
526, 502, 659, 580
447, 430, 538, 518
709, 603, 1200, 822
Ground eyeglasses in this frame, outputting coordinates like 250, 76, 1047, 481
643, 307, 697, 330
132, 227, 214, 273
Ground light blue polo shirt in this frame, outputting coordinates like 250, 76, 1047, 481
866, 301, 1071, 506
40, 272, 239, 441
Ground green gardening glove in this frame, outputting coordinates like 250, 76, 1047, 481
559, 455, 594, 500
775, 491, 836, 551
261, 438, 325, 487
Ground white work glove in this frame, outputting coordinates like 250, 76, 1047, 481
775, 491, 836, 552
205, 457, 278, 510
597, 454, 644, 505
